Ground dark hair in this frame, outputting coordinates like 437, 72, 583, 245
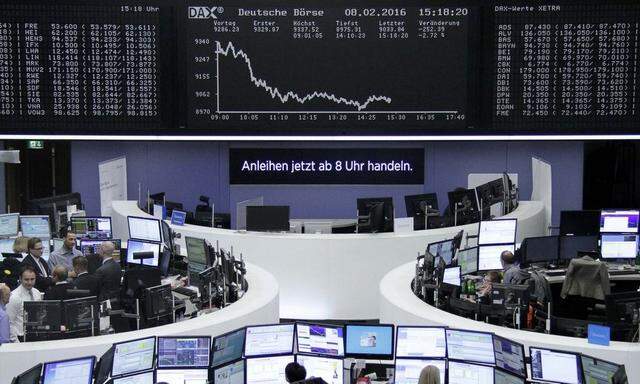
72, 256, 88, 271
63, 229, 76, 238
20, 265, 37, 277
285, 362, 306, 383
486, 271, 501, 283
27, 237, 43, 251
501, 250, 515, 265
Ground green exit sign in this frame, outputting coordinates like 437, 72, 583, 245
27, 140, 44, 149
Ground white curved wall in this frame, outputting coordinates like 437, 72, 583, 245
379, 262, 640, 382
0, 263, 279, 383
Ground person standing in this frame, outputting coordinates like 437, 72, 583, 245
6, 266, 43, 342
0, 283, 11, 343
94, 241, 122, 302
48, 230, 82, 277
20, 238, 53, 292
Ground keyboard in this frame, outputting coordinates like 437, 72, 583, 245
608, 269, 640, 276
545, 269, 566, 277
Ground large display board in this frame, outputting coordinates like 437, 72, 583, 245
2, 1, 640, 136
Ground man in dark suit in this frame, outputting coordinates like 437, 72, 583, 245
94, 241, 122, 302
72, 256, 99, 298
44, 266, 71, 300
20, 237, 53, 292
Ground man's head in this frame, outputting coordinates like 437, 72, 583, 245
27, 237, 44, 259
500, 250, 515, 268
285, 362, 306, 383
72, 256, 88, 275
63, 231, 77, 250
99, 241, 116, 260
0, 283, 10, 305
19, 265, 37, 290
52, 265, 68, 283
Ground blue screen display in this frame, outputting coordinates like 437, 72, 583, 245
345, 325, 393, 357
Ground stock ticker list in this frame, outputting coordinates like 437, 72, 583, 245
494, 4, 640, 128
186, 5, 472, 129
0, 4, 162, 127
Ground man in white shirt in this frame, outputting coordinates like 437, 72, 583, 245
6, 265, 43, 342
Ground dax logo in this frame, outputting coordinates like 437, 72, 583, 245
188, 6, 223, 19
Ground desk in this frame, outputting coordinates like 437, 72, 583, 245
379, 261, 640, 383
113, 200, 545, 319
0, 262, 279, 384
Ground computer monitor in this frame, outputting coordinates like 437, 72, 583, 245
157, 336, 211, 368
448, 361, 494, 384
244, 323, 295, 357
296, 323, 344, 357
457, 247, 479, 275
344, 324, 394, 360
479, 219, 517, 246
560, 210, 601, 236
111, 370, 155, 384
493, 335, 525, 378
70, 216, 112, 240
211, 328, 246, 368
530, 347, 582, 384
95, 347, 115, 384
161, 220, 173, 250
580, 355, 621, 384
111, 336, 156, 377
246, 355, 294, 384
10, 364, 41, 384
476, 178, 505, 207
443, 266, 461, 286
126, 240, 161, 267
404, 193, 439, 217
600, 210, 639, 233
185, 236, 209, 266
127, 216, 162, 243
478, 244, 515, 271
246, 206, 290, 232
296, 355, 343, 384
427, 239, 455, 266
395, 326, 446, 358
0, 213, 19, 237
20, 215, 50, 236
558, 235, 598, 261
155, 369, 208, 384
213, 360, 245, 384
80, 239, 121, 257
394, 358, 446, 384
521, 235, 559, 265
600, 234, 638, 260
447, 189, 479, 225
42, 356, 95, 384
356, 197, 394, 233
446, 329, 495, 365
143, 284, 173, 321
0, 238, 15, 254
64, 296, 99, 335
494, 369, 526, 384
605, 291, 640, 326
23, 300, 63, 341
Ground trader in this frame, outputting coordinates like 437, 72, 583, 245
95, 241, 122, 302
48, 230, 82, 277
285, 362, 307, 383
72, 256, 99, 298
501, 250, 528, 285
0, 283, 10, 343
20, 238, 53, 292
6, 266, 43, 342
44, 266, 71, 300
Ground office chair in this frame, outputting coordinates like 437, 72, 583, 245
560, 256, 609, 320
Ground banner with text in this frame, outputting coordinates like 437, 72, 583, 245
229, 148, 424, 185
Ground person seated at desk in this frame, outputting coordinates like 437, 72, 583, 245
95, 241, 122, 302
44, 266, 71, 301
501, 250, 528, 285
0, 283, 10, 344
285, 362, 307, 383
20, 237, 53, 292
418, 365, 441, 384
6, 266, 42, 342
48, 230, 82, 277
477, 271, 501, 304
72, 256, 99, 298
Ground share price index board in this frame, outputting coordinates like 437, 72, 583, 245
186, 4, 474, 131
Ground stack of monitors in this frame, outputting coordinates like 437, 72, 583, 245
244, 323, 295, 384
395, 326, 446, 384
110, 337, 156, 383
477, 219, 517, 271
211, 328, 246, 384
156, 336, 210, 384
295, 323, 345, 384
127, 216, 163, 269
599, 210, 640, 262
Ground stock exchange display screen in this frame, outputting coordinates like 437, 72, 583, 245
2, 1, 640, 136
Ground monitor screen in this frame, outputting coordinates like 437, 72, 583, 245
345, 324, 394, 359
246, 206, 290, 232
0, 238, 15, 254
155, 369, 208, 384
244, 324, 295, 357
20, 215, 50, 236
600, 234, 638, 260
296, 355, 344, 384
111, 371, 155, 384
185, 236, 208, 266
394, 358, 446, 384
396, 326, 446, 358
79, 239, 103, 256
405, 193, 438, 217
42, 356, 95, 384
448, 361, 494, 384
212, 328, 245, 368
70, 216, 112, 239
446, 329, 495, 365
522, 236, 559, 264
443, 266, 461, 286
12, 364, 42, 384
157, 336, 211, 368
126, 240, 161, 267
427, 239, 455, 265
493, 335, 525, 378
127, 216, 161, 243
111, 336, 156, 377
458, 247, 478, 275
478, 244, 515, 271
296, 323, 344, 357
479, 219, 517, 245
213, 360, 245, 384
560, 210, 601, 236
580, 355, 620, 384
530, 347, 582, 384
494, 369, 526, 384
559, 235, 598, 261
95, 347, 115, 384
246, 355, 295, 384
600, 210, 639, 233
0, 213, 19, 237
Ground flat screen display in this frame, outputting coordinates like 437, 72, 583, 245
395, 326, 446, 358
157, 336, 211, 368
296, 355, 344, 384
394, 358, 446, 384
213, 360, 245, 384
211, 328, 245, 368
126, 240, 161, 267
478, 244, 515, 271
345, 324, 394, 359
446, 329, 495, 365
245, 355, 294, 384
479, 219, 517, 245
128, 216, 162, 243
493, 335, 525, 378
296, 323, 344, 357
448, 361, 494, 384
530, 347, 582, 384
111, 337, 156, 377
42, 357, 95, 384
244, 324, 295, 357
600, 210, 639, 233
